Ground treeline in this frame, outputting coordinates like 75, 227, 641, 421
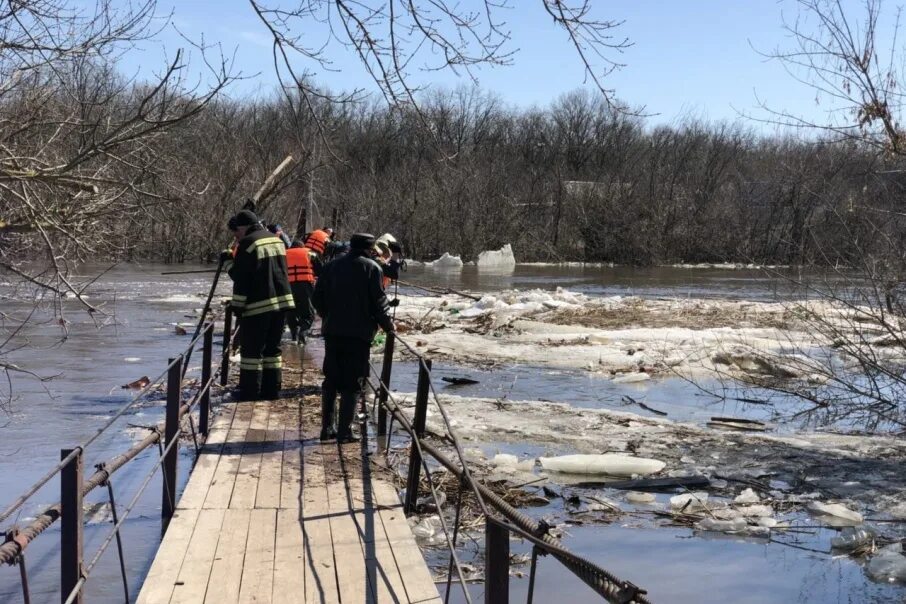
4, 75, 904, 266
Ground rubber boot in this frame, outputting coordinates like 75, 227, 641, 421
320, 381, 337, 441
239, 369, 262, 401
336, 389, 360, 443
261, 368, 281, 400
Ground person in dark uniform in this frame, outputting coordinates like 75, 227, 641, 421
226, 210, 295, 400
312, 233, 394, 442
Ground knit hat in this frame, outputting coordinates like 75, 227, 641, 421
232, 209, 258, 227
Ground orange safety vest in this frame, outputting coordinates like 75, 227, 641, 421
305, 229, 330, 254
285, 247, 315, 284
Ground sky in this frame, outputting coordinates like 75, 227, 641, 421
118, 0, 896, 130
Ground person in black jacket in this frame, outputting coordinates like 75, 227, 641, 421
226, 210, 295, 401
312, 233, 394, 442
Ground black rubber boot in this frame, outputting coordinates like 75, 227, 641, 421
320, 381, 337, 439
336, 389, 359, 442
260, 368, 281, 400
238, 369, 262, 401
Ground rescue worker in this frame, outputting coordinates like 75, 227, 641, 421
374, 233, 404, 287
304, 228, 331, 256
312, 233, 394, 443
285, 239, 316, 344
227, 209, 295, 401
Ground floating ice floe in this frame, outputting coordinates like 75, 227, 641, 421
539, 454, 665, 477
477, 244, 516, 270
867, 543, 906, 583
807, 501, 864, 525
670, 492, 709, 511
426, 253, 463, 269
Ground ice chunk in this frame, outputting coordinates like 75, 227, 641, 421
516, 459, 536, 471
477, 244, 516, 269
734, 488, 760, 504
867, 543, 906, 583
539, 454, 665, 477
757, 517, 778, 528
493, 453, 519, 467
427, 253, 464, 269
625, 491, 656, 504
670, 492, 709, 511
737, 504, 773, 517
696, 517, 747, 533
611, 372, 650, 384
807, 501, 863, 525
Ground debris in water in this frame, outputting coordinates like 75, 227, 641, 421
831, 526, 876, 553
707, 417, 769, 431
441, 376, 480, 386
621, 395, 668, 416
576, 475, 710, 491
122, 376, 151, 389
174, 325, 187, 335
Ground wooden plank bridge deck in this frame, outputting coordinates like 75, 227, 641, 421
137, 386, 441, 603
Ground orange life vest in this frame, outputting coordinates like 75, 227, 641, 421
286, 247, 315, 284
305, 229, 330, 254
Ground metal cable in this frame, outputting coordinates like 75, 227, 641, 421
0, 322, 216, 524
369, 341, 651, 603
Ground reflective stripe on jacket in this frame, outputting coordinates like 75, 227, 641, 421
228, 224, 295, 316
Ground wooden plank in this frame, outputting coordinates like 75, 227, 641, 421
325, 476, 376, 603
371, 480, 442, 603
169, 508, 227, 604
136, 508, 201, 604
255, 427, 285, 509
230, 403, 270, 509
302, 445, 340, 604
178, 404, 237, 510
272, 508, 306, 604
279, 431, 302, 509
204, 508, 251, 604
239, 507, 277, 603
203, 402, 254, 509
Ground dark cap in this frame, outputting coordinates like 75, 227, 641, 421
232, 210, 258, 227
350, 233, 375, 250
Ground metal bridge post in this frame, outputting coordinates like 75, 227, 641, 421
162, 356, 181, 535
404, 358, 431, 515
377, 331, 395, 436
201, 322, 213, 436
60, 448, 83, 604
484, 518, 510, 604
220, 306, 233, 386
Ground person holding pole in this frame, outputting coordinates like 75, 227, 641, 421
312, 233, 394, 442
226, 209, 295, 401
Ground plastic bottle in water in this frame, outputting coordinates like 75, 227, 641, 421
830, 526, 876, 551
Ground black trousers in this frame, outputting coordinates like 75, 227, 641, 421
321, 336, 371, 437
238, 311, 286, 400
286, 282, 314, 339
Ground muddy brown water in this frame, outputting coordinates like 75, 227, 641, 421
0, 262, 902, 602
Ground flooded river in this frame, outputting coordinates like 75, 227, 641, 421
0, 262, 902, 602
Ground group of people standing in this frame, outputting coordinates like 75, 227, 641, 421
223, 209, 402, 443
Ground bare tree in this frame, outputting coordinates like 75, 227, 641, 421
0, 0, 237, 409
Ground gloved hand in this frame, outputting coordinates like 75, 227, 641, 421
388, 298, 400, 307
229, 303, 243, 318
219, 250, 233, 264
